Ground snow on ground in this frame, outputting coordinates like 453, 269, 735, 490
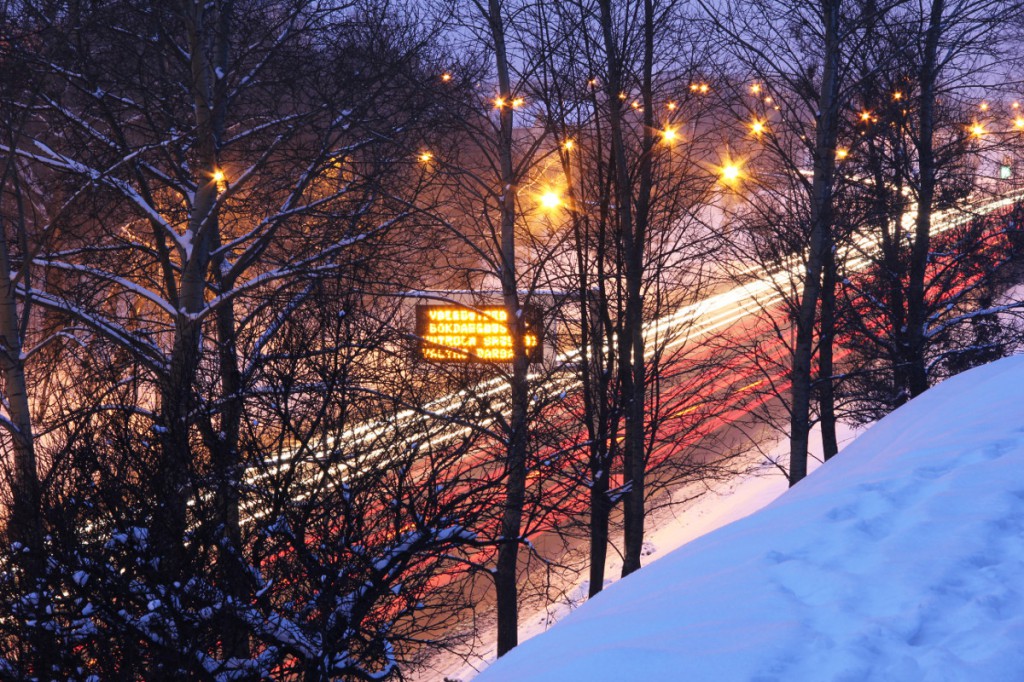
476, 354, 1024, 681
430, 420, 862, 681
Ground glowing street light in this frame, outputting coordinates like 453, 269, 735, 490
418, 151, 434, 163
441, 72, 452, 82
836, 147, 849, 160
750, 83, 761, 95
970, 122, 986, 138
539, 190, 563, 210
661, 126, 678, 143
1014, 117, 1024, 130
562, 139, 575, 151
749, 118, 766, 137
493, 94, 524, 109
718, 159, 743, 186
211, 168, 227, 192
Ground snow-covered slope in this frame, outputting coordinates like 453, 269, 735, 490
477, 355, 1024, 681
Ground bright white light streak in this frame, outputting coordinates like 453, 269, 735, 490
241, 190, 1024, 524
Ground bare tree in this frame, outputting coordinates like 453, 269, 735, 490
0, 0, 478, 675
0, 28, 43, 564
889, 0, 1024, 401
419, 0, 574, 655
535, 0, 735, 590
697, 0, 912, 483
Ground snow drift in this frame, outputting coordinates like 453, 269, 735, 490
477, 355, 1024, 681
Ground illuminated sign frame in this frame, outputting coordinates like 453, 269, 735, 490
416, 304, 544, 363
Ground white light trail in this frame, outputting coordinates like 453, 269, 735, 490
241, 191, 1024, 522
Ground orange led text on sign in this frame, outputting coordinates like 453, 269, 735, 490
416, 305, 543, 363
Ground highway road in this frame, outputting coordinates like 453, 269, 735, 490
240, 190, 1024, 523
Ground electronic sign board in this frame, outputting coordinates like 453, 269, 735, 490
416, 305, 543, 363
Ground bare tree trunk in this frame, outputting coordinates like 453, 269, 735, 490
0, 220, 41, 557
587, 278, 619, 595
597, 0, 654, 579
0, 191, 51, 682
157, 322, 203, 577
586, 294, 615, 597
0, 75, 43, 567
186, 0, 250, 659
620, 0, 656, 579
0, 332, 40, 554
905, 0, 944, 399
874, 147, 912, 408
819, 239, 839, 461
789, 0, 842, 486
587, 467, 612, 596
154, 0, 230, 587
560, 120, 616, 597
209, 285, 250, 659
0, 267, 51, 682
494, 353, 529, 657
487, 0, 530, 657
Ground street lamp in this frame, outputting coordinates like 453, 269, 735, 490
539, 190, 563, 210
212, 169, 227, 193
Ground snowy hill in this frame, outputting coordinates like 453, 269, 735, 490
477, 355, 1024, 681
